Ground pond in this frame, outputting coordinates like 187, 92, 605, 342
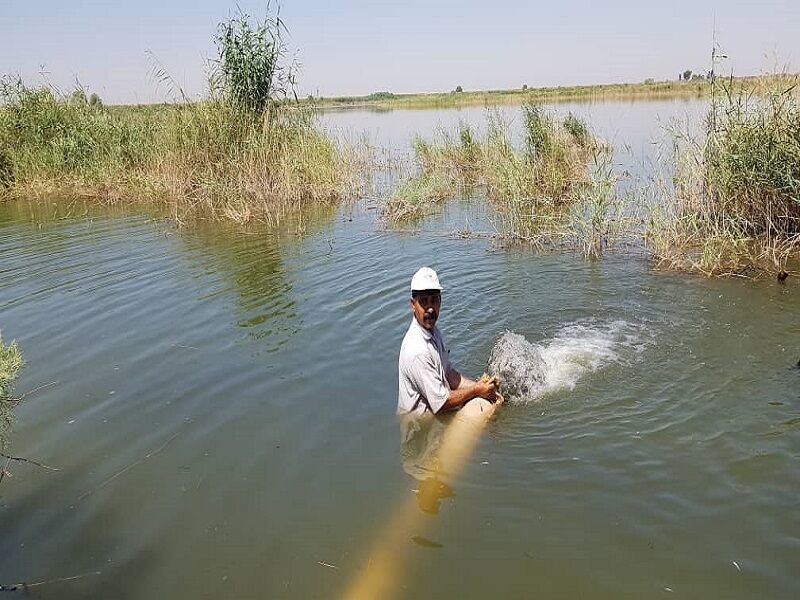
0, 99, 798, 599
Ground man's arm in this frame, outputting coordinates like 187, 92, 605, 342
439, 367, 497, 412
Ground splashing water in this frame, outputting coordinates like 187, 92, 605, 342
488, 320, 641, 402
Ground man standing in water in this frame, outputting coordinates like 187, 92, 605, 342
397, 267, 499, 416
397, 267, 501, 512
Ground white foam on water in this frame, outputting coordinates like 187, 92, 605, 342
488, 320, 641, 402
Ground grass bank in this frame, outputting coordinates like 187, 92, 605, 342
0, 12, 362, 225
311, 76, 792, 111
646, 76, 800, 276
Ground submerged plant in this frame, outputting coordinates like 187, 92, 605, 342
0, 335, 23, 402
0, 334, 24, 452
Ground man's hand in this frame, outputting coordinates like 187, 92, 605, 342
478, 373, 501, 402
439, 371, 503, 412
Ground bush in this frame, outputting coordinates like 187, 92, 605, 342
367, 91, 395, 100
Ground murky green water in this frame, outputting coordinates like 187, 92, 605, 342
1, 100, 799, 599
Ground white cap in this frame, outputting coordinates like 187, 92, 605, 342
410, 267, 443, 292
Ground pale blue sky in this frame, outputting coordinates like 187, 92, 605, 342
2, 1, 799, 104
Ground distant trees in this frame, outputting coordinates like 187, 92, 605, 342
70, 89, 87, 104
68, 88, 103, 108
644, 78, 655, 85
678, 70, 708, 82
367, 91, 395, 100
455, 85, 463, 93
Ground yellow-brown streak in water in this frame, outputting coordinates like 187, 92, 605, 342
342, 397, 499, 600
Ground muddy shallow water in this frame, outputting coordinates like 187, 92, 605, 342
1, 99, 798, 599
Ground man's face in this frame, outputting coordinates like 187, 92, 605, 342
411, 290, 441, 331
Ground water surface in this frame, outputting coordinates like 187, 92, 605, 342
1, 100, 798, 599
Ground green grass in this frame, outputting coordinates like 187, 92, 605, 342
646, 75, 800, 275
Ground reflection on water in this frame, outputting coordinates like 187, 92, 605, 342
178, 222, 296, 350
399, 412, 451, 514
0, 401, 11, 453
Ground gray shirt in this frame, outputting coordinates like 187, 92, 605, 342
397, 318, 453, 415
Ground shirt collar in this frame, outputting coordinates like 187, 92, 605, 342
410, 316, 434, 341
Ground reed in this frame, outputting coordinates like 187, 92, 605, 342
383, 171, 457, 223
385, 104, 607, 242
0, 10, 359, 225
646, 75, 800, 275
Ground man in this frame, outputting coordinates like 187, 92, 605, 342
397, 267, 499, 416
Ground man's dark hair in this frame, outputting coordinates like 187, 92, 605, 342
411, 289, 441, 299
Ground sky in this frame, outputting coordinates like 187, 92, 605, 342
1, 1, 799, 104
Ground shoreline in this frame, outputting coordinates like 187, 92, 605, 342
304, 75, 790, 111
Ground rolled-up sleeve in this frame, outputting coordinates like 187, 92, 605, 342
410, 354, 450, 413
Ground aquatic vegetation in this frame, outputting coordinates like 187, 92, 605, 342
647, 75, 800, 275
1, 334, 24, 451
0, 10, 360, 225
0, 335, 24, 403
386, 105, 621, 255
0, 78, 154, 184
563, 111, 591, 146
383, 171, 456, 223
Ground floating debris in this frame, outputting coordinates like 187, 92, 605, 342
411, 536, 443, 549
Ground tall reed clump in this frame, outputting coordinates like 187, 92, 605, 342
647, 76, 800, 275
385, 104, 607, 239
0, 9, 357, 224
